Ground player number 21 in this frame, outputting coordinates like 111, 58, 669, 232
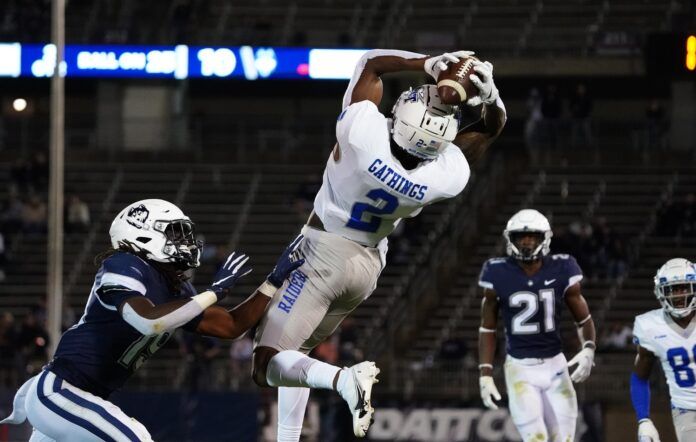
510, 289, 555, 334
346, 188, 399, 233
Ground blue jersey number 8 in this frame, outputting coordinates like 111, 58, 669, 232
667, 346, 696, 387
346, 189, 399, 233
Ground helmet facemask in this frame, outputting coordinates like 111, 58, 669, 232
657, 281, 696, 318
505, 230, 551, 261
156, 219, 202, 270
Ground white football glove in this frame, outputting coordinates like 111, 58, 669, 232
424, 50, 475, 81
479, 376, 501, 410
567, 347, 595, 383
637, 418, 660, 442
466, 61, 499, 107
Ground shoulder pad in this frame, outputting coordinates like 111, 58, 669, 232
102, 252, 150, 281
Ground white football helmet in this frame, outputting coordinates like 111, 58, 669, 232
109, 199, 201, 269
654, 258, 696, 318
503, 209, 552, 261
390, 84, 459, 160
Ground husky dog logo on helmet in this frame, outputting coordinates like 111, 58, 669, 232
126, 204, 149, 229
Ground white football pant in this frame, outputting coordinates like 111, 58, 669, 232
23, 370, 152, 441
672, 408, 696, 442
504, 353, 578, 442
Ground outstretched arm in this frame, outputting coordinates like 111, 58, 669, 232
452, 60, 506, 164
343, 49, 427, 109
343, 49, 474, 109
454, 98, 507, 164
194, 234, 306, 339
118, 252, 252, 336
193, 291, 271, 339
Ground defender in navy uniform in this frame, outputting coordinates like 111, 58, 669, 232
1, 199, 305, 442
477, 209, 596, 442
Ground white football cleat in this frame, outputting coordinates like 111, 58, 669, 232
337, 361, 380, 437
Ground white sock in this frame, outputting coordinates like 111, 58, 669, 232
277, 387, 309, 442
266, 350, 341, 390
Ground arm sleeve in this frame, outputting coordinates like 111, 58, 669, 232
121, 299, 207, 336
180, 282, 204, 332
630, 372, 651, 421
341, 49, 426, 110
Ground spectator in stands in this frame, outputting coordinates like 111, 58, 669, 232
21, 194, 47, 234
599, 322, 632, 351
178, 333, 221, 391
228, 334, 253, 390
645, 99, 669, 150
10, 158, 32, 194
0, 312, 18, 386
17, 306, 50, 378
1, 193, 24, 235
28, 151, 49, 191
65, 194, 91, 234
569, 83, 593, 148
540, 84, 563, 150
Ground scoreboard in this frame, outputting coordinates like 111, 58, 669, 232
0, 43, 368, 80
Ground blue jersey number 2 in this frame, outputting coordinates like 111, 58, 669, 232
667, 346, 696, 387
346, 189, 399, 233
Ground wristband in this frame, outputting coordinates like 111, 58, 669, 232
479, 327, 496, 333
478, 363, 493, 370
583, 341, 596, 350
258, 280, 279, 298
576, 314, 592, 327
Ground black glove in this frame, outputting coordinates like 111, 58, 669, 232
267, 235, 305, 288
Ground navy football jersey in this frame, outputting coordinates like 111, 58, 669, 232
48, 252, 200, 398
478, 254, 583, 359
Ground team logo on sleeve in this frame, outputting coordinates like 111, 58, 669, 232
126, 204, 150, 228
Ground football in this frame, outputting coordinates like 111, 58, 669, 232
437, 56, 480, 105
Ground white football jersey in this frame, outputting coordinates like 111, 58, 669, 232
633, 309, 696, 409
313, 100, 470, 247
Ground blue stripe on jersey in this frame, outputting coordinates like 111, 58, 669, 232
36, 371, 116, 442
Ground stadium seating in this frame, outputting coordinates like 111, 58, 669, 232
39, 0, 689, 56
